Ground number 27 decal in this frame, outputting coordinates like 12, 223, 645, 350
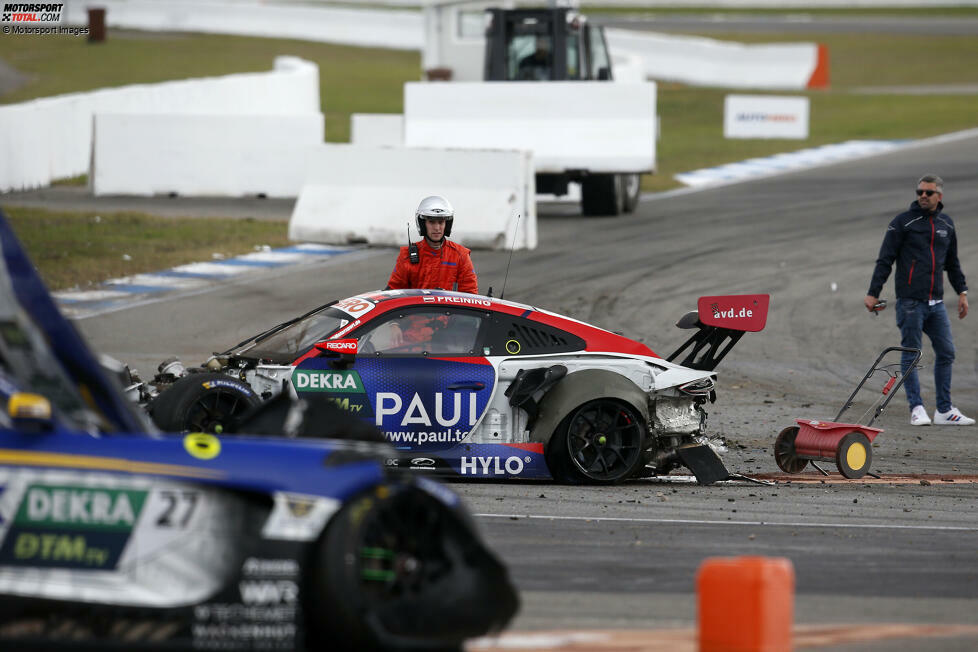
156, 490, 199, 528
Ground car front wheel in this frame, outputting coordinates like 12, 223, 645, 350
149, 372, 260, 434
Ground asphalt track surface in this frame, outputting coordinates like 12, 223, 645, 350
74, 133, 978, 650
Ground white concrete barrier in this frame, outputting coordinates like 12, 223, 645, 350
403, 82, 656, 174
92, 113, 324, 197
0, 57, 320, 192
289, 144, 536, 251
351, 114, 404, 147
605, 28, 827, 91
63, 1, 422, 50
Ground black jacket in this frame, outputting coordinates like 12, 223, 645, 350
868, 201, 967, 302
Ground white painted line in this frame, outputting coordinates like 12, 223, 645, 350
674, 140, 903, 187
665, 127, 978, 195
469, 632, 610, 649
169, 262, 249, 276
235, 251, 313, 263
104, 274, 203, 289
474, 513, 978, 532
67, 247, 389, 320
290, 243, 348, 253
52, 289, 131, 301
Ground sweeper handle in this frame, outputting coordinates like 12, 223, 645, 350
834, 346, 921, 426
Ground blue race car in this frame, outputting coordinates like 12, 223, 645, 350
0, 209, 518, 651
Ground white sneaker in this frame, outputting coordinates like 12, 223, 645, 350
910, 405, 932, 426
933, 407, 975, 426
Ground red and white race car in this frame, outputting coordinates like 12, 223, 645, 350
144, 290, 768, 484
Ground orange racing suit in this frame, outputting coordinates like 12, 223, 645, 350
387, 239, 478, 294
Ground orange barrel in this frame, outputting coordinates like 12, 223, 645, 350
697, 556, 794, 652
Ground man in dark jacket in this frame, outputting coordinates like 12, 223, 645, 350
865, 174, 971, 426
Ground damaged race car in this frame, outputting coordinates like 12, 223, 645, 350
143, 288, 769, 485
0, 210, 518, 651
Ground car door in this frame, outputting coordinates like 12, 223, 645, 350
292, 307, 495, 452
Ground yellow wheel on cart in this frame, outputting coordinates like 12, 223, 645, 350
836, 432, 873, 479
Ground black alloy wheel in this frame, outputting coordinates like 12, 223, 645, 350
561, 399, 645, 483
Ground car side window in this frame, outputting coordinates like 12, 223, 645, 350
357, 309, 485, 356
482, 315, 586, 356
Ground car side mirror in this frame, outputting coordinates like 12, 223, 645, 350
597, 66, 612, 81
8, 392, 54, 432
314, 339, 358, 368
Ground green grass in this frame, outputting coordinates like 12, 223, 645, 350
4, 206, 292, 291
51, 174, 89, 187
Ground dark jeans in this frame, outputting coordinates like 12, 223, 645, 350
895, 298, 955, 413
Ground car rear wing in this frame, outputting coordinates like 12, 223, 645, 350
666, 294, 769, 371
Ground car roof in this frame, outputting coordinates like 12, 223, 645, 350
341, 289, 658, 358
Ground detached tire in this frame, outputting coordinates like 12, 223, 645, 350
149, 372, 260, 433
836, 431, 872, 479
581, 174, 623, 217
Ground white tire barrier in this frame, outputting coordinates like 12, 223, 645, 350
92, 113, 324, 197
0, 57, 319, 192
289, 144, 536, 251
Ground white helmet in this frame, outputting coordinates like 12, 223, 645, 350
416, 195, 454, 238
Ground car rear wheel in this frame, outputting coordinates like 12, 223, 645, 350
310, 487, 517, 651
149, 372, 260, 434
548, 399, 645, 484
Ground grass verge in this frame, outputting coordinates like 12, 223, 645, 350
4, 206, 291, 291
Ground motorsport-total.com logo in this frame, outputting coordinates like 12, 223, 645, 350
1, 2, 63, 23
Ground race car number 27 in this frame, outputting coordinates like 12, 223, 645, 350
155, 490, 199, 528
